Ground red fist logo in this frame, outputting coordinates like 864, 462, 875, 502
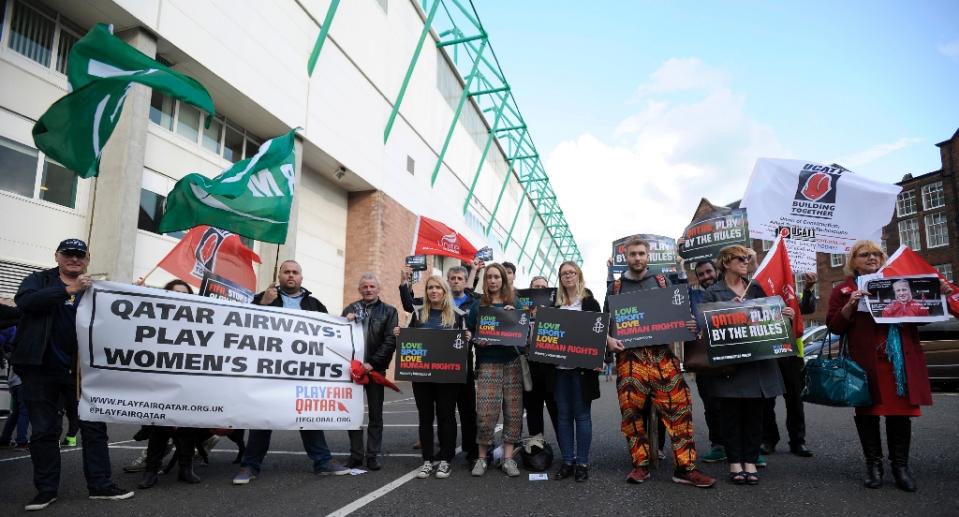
800, 172, 832, 202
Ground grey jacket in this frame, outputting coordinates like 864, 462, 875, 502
702, 279, 785, 399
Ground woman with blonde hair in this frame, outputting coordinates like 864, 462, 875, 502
466, 263, 523, 477
827, 240, 947, 491
703, 244, 793, 486
551, 261, 603, 482
394, 276, 468, 479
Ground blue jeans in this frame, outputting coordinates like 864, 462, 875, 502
1, 384, 30, 445
17, 368, 114, 494
242, 429, 334, 475
553, 369, 592, 465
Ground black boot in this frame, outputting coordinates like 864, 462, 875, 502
138, 469, 159, 489
854, 416, 883, 489
176, 435, 201, 484
887, 416, 916, 492
178, 462, 201, 484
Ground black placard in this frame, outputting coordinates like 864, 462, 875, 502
199, 272, 254, 304
395, 328, 468, 383
516, 288, 557, 312
697, 296, 795, 366
611, 234, 677, 276
405, 255, 428, 272
475, 306, 529, 347
679, 208, 749, 264
529, 308, 609, 369
608, 286, 694, 348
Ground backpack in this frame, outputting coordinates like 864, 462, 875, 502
519, 434, 554, 472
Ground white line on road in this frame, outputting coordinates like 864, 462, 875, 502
0, 439, 135, 463
104, 446, 426, 458
383, 397, 415, 405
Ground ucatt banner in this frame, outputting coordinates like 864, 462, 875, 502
76, 281, 365, 430
740, 158, 901, 254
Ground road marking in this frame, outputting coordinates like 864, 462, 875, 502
103, 446, 425, 458
0, 439, 134, 463
383, 397, 415, 405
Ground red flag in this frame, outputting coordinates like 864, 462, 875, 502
411, 215, 479, 263
753, 233, 805, 344
881, 245, 959, 318
156, 226, 261, 291
350, 360, 401, 393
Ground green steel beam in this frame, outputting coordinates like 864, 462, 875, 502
484, 151, 520, 235
527, 226, 549, 269
518, 218, 542, 267
383, 0, 442, 143
306, 0, 341, 77
461, 91, 508, 211
503, 181, 537, 248
469, 86, 510, 97
430, 38, 489, 186
511, 154, 538, 160
520, 177, 547, 184
537, 240, 556, 276
494, 125, 526, 133
436, 32, 486, 47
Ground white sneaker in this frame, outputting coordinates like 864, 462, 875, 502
435, 461, 452, 479
416, 461, 435, 479
502, 458, 520, 477
471, 458, 488, 477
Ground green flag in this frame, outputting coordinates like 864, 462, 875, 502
158, 130, 298, 244
32, 23, 215, 178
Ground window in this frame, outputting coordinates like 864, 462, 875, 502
896, 190, 916, 217
830, 253, 844, 267
898, 218, 921, 250
880, 239, 887, 254
925, 212, 948, 248
934, 264, 954, 283
137, 188, 185, 239
921, 181, 945, 210
6, 0, 81, 73
0, 135, 77, 208
761, 240, 772, 251
148, 93, 262, 163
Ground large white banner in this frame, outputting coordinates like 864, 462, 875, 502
76, 281, 365, 430
741, 158, 901, 254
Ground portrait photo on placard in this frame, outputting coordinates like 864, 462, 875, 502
861, 274, 949, 324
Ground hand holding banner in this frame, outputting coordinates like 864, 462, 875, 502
529, 308, 609, 369
395, 328, 468, 383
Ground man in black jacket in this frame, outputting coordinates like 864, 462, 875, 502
232, 260, 349, 485
342, 272, 398, 471
11, 239, 133, 511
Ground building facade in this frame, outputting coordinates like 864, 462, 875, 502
0, 0, 580, 319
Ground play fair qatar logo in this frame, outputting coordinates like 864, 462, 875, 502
294, 385, 353, 414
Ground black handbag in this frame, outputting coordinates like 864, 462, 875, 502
801, 333, 872, 407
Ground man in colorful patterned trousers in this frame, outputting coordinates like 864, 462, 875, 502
604, 237, 715, 488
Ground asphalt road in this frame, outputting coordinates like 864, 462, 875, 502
2, 378, 958, 516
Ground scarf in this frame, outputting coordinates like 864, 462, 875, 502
886, 325, 908, 397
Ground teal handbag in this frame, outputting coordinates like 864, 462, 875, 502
801, 334, 872, 407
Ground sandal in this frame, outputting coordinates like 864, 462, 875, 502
744, 472, 760, 485
729, 471, 746, 485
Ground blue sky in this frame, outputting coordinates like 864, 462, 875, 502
475, 0, 959, 290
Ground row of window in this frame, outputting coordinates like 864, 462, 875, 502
138, 186, 254, 249
149, 92, 263, 164
898, 213, 948, 251
896, 181, 945, 217
0, 135, 77, 208
1, 0, 80, 74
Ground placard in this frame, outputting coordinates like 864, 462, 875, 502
607, 286, 695, 348
516, 288, 558, 312
405, 255, 428, 272
698, 296, 795, 366
395, 328, 468, 383
475, 306, 528, 347
199, 271, 254, 304
76, 281, 364, 430
475, 246, 494, 262
611, 234, 677, 276
860, 274, 949, 324
776, 225, 817, 273
680, 208, 749, 264
528, 308, 609, 369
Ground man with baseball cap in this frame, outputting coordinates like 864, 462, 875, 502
11, 238, 134, 511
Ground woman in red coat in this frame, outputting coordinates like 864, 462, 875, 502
827, 240, 933, 492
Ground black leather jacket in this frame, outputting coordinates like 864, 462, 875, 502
341, 298, 398, 372
11, 267, 73, 368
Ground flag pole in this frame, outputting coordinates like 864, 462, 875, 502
139, 264, 160, 285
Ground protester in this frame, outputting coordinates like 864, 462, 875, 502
233, 261, 349, 484
703, 244, 792, 486
524, 276, 558, 444
689, 259, 726, 464
827, 240, 942, 492
394, 276, 470, 479
467, 263, 523, 477
551, 261, 602, 482
604, 237, 715, 488
1, 305, 29, 450
11, 238, 133, 511
501, 262, 517, 285
343, 273, 399, 471
761, 271, 818, 458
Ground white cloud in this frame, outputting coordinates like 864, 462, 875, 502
833, 137, 921, 169
545, 59, 787, 296
939, 38, 959, 60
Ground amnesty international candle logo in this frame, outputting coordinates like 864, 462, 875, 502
519, 313, 529, 326
453, 332, 464, 350
671, 288, 685, 306
592, 316, 605, 334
